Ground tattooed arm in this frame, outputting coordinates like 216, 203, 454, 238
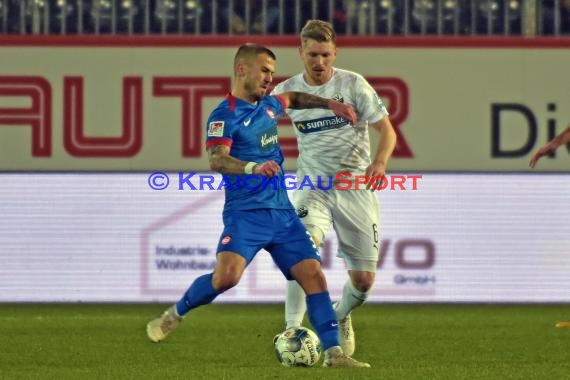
278, 92, 357, 125
280, 91, 330, 109
207, 145, 246, 174
207, 144, 280, 177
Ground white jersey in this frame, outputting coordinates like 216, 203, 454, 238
272, 68, 388, 182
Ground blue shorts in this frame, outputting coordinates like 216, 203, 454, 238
216, 209, 320, 280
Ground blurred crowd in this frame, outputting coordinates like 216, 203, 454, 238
1, 0, 569, 36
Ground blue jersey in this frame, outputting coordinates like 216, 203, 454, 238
205, 93, 294, 212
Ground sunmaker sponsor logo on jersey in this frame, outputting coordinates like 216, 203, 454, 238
295, 116, 350, 134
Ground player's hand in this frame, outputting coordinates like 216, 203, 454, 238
364, 161, 387, 191
328, 101, 357, 126
529, 143, 556, 169
253, 160, 280, 177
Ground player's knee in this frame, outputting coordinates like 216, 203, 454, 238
213, 252, 246, 291
212, 270, 242, 291
303, 260, 323, 277
307, 267, 326, 284
355, 280, 373, 293
291, 260, 327, 290
352, 273, 375, 292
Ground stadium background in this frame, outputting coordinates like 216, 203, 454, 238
0, 0, 569, 304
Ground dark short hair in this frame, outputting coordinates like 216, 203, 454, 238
234, 43, 276, 73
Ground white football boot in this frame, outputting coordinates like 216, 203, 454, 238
322, 346, 370, 368
146, 305, 182, 343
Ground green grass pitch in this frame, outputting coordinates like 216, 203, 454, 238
1, 303, 569, 379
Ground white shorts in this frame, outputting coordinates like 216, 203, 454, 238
292, 187, 380, 270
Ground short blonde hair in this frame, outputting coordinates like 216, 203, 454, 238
300, 19, 336, 45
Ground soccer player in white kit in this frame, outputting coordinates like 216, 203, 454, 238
272, 19, 397, 356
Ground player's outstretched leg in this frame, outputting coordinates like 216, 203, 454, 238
146, 305, 182, 343
146, 272, 223, 342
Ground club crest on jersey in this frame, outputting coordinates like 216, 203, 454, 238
297, 206, 308, 218
332, 93, 344, 103
208, 121, 224, 137
265, 108, 276, 119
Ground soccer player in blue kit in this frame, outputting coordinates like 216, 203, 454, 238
146, 44, 370, 368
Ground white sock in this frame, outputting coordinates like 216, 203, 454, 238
334, 280, 369, 320
285, 280, 306, 329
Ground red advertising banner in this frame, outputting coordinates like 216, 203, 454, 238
0, 36, 568, 171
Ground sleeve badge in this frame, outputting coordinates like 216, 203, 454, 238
207, 121, 225, 137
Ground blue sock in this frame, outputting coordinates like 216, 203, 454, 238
306, 291, 340, 350
175, 273, 222, 316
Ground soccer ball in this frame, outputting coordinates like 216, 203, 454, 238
274, 327, 322, 367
